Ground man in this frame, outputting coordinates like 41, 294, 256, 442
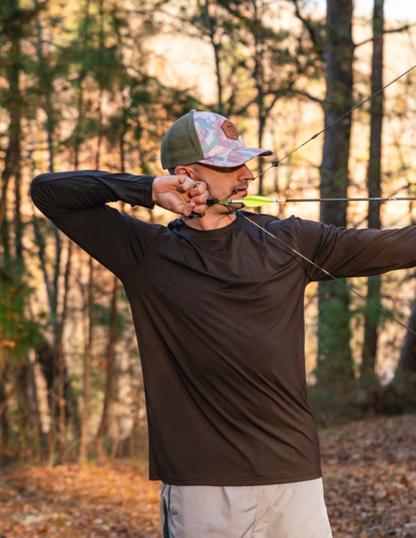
31, 110, 416, 537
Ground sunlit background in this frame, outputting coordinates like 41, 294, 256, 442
1, 0, 416, 468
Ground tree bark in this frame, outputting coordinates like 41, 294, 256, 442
14, 168, 23, 262
319, 0, 354, 223
96, 276, 119, 451
79, 256, 94, 465
253, 0, 267, 195
0, 357, 9, 467
27, 352, 41, 463
0, 16, 22, 236
56, 240, 72, 459
317, 0, 355, 386
95, 0, 105, 170
395, 298, 416, 389
361, 0, 384, 381
204, 0, 223, 114
74, 0, 91, 170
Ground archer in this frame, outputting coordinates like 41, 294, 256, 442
31, 110, 416, 537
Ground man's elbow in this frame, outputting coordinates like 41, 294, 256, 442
31, 172, 51, 193
30, 173, 55, 212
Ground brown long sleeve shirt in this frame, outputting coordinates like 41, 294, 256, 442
31, 170, 416, 486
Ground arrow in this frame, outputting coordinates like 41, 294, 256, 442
227, 195, 416, 208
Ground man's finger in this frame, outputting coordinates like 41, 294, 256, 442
182, 202, 196, 216
192, 204, 208, 214
177, 176, 195, 193
190, 192, 209, 206
190, 181, 207, 197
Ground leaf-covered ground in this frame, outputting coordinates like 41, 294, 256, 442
321, 413, 416, 537
1, 414, 416, 537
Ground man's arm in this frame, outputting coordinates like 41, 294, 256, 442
31, 170, 207, 280
290, 217, 416, 281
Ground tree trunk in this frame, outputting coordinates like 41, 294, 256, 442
395, 298, 416, 389
204, 0, 223, 114
0, 357, 9, 467
56, 240, 72, 459
320, 0, 354, 222
34, 0, 72, 463
317, 0, 354, 386
74, 0, 91, 170
361, 0, 384, 382
79, 256, 94, 464
96, 276, 119, 452
95, 0, 105, 170
253, 0, 266, 195
14, 169, 23, 262
0, 37, 21, 235
27, 352, 41, 463
0, 18, 22, 237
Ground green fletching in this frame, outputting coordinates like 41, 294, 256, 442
242, 196, 275, 207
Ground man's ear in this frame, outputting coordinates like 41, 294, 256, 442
175, 165, 197, 180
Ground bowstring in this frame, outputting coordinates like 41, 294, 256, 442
251, 63, 416, 182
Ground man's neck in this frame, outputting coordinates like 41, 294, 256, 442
181, 210, 237, 231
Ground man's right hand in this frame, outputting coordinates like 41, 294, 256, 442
152, 175, 209, 216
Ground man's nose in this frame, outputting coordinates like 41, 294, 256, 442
240, 164, 254, 180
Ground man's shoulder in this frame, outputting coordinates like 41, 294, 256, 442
239, 211, 300, 229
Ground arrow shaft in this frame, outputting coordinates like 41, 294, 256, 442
230, 197, 416, 204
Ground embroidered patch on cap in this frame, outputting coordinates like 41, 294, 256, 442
221, 120, 240, 140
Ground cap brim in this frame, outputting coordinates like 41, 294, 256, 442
198, 147, 273, 167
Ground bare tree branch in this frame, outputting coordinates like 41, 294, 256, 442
286, 88, 323, 104
289, 0, 324, 59
355, 23, 416, 48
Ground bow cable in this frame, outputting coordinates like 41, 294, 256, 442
233, 210, 416, 337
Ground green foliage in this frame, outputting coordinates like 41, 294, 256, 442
0, 266, 41, 361
0, 0, 414, 462
93, 300, 129, 342
316, 280, 354, 384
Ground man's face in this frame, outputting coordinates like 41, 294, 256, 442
186, 162, 254, 213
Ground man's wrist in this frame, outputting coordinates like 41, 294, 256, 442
131, 175, 155, 209
152, 177, 159, 204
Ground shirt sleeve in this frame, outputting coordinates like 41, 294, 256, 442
291, 216, 416, 282
30, 170, 160, 281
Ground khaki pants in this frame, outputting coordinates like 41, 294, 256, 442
160, 478, 332, 537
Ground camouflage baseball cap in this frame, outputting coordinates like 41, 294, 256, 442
161, 110, 272, 169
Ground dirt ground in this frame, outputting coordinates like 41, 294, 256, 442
1, 413, 416, 537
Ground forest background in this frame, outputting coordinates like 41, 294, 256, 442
1, 0, 416, 467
